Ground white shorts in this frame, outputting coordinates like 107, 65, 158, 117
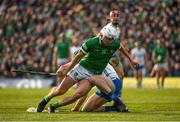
68, 64, 94, 82
153, 63, 168, 71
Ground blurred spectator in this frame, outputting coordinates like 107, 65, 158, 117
52, 33, 71, 71
70, 36, 80, 59
0, 0, 179, 78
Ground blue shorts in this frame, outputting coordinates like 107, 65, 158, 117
135, 65, 145, 71
96, 78, 122, 101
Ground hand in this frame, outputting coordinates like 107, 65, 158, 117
131, 60, 139, 68
56, 63, 70, 77
71, 107, 79, 112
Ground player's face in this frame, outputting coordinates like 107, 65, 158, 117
102, 36, 113, 46
135, 42, 140, 48
110, 13, 119, 25
157, 40, 162, 47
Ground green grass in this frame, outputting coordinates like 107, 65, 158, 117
0, 88, 180, 121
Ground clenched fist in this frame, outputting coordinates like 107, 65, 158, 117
56, 63, 70, 77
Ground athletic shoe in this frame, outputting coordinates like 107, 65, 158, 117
48, 104, 55, 113
36, 99, 48, 112
113, 98, 129, 112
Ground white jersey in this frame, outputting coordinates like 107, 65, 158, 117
102, 22, 120, 39
102, 63, 119, 80
131, 47, 146, 65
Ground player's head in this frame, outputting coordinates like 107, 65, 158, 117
109, 10, 120, 25
58, 33, 65, 41
135, 41, 140, 48
99, 24, 117, 45
156, 39, 163, 47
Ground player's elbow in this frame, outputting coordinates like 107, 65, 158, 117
120, 73, 125, 80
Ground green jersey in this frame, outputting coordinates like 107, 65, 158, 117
56, 40, 70, 59
79, 36, 120, 74
154, 47, 167, 63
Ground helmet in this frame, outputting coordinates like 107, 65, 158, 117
100, 23, 120, 39
110, 10, 119, 17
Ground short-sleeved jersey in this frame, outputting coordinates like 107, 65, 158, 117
154, 47, 167, 63
79, 36, 120, 74
56, 40, 70, 59
131, 47, 146, 65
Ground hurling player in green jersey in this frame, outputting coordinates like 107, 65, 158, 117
71, 10, 125, 112
151, 39, 168, 88
37, 22, 139, 113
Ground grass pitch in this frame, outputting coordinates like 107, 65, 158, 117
0, 88, 180, 121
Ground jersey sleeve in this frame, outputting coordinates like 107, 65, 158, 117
80, 38, 94, 54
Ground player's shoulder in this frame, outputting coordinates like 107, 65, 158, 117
131, 47, 137, 52
84, 36, 100, 46
86, 36, 99, 41
141, 47, 146, 52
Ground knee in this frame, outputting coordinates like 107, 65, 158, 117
88, 77, 95, 83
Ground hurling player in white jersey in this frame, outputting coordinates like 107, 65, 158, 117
131, 41, 146, 88
99, 10, 125, 80
81, 63, 124, 112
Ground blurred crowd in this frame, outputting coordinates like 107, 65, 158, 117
0, 0, 179, 78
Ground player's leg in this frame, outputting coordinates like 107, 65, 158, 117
71, 80, 89, 112
82, 78, 127, 112
97, 76, 126, 112
160, 69, 166, 88
88, 75, 115, 95
134, 70, 139, 88
71, 74, 119, 112
156, 70, 160, 88
48, 79, 93, 113
88, 75, 124, 110
137, 70, 143, 88
82, 93, 108, 112
161, 63, 168, 88
153, 64, 160, 88
71, 94, 88, 112
36, 76, 76, 112
150, 66, 156, 77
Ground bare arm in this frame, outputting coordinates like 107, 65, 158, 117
119, 46, 139, 67
109, 57, 124, 80
152, 51, 156, 64
112, 63, 124, 81
56, 50, 85, 77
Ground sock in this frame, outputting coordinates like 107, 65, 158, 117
108, 91, 118, 101
44, 95, 50, 102
105, 106, 116, 112
51, 102, 61, 109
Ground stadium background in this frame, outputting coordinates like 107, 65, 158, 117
0, 0, 179, 78
0, 0, 180, 121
